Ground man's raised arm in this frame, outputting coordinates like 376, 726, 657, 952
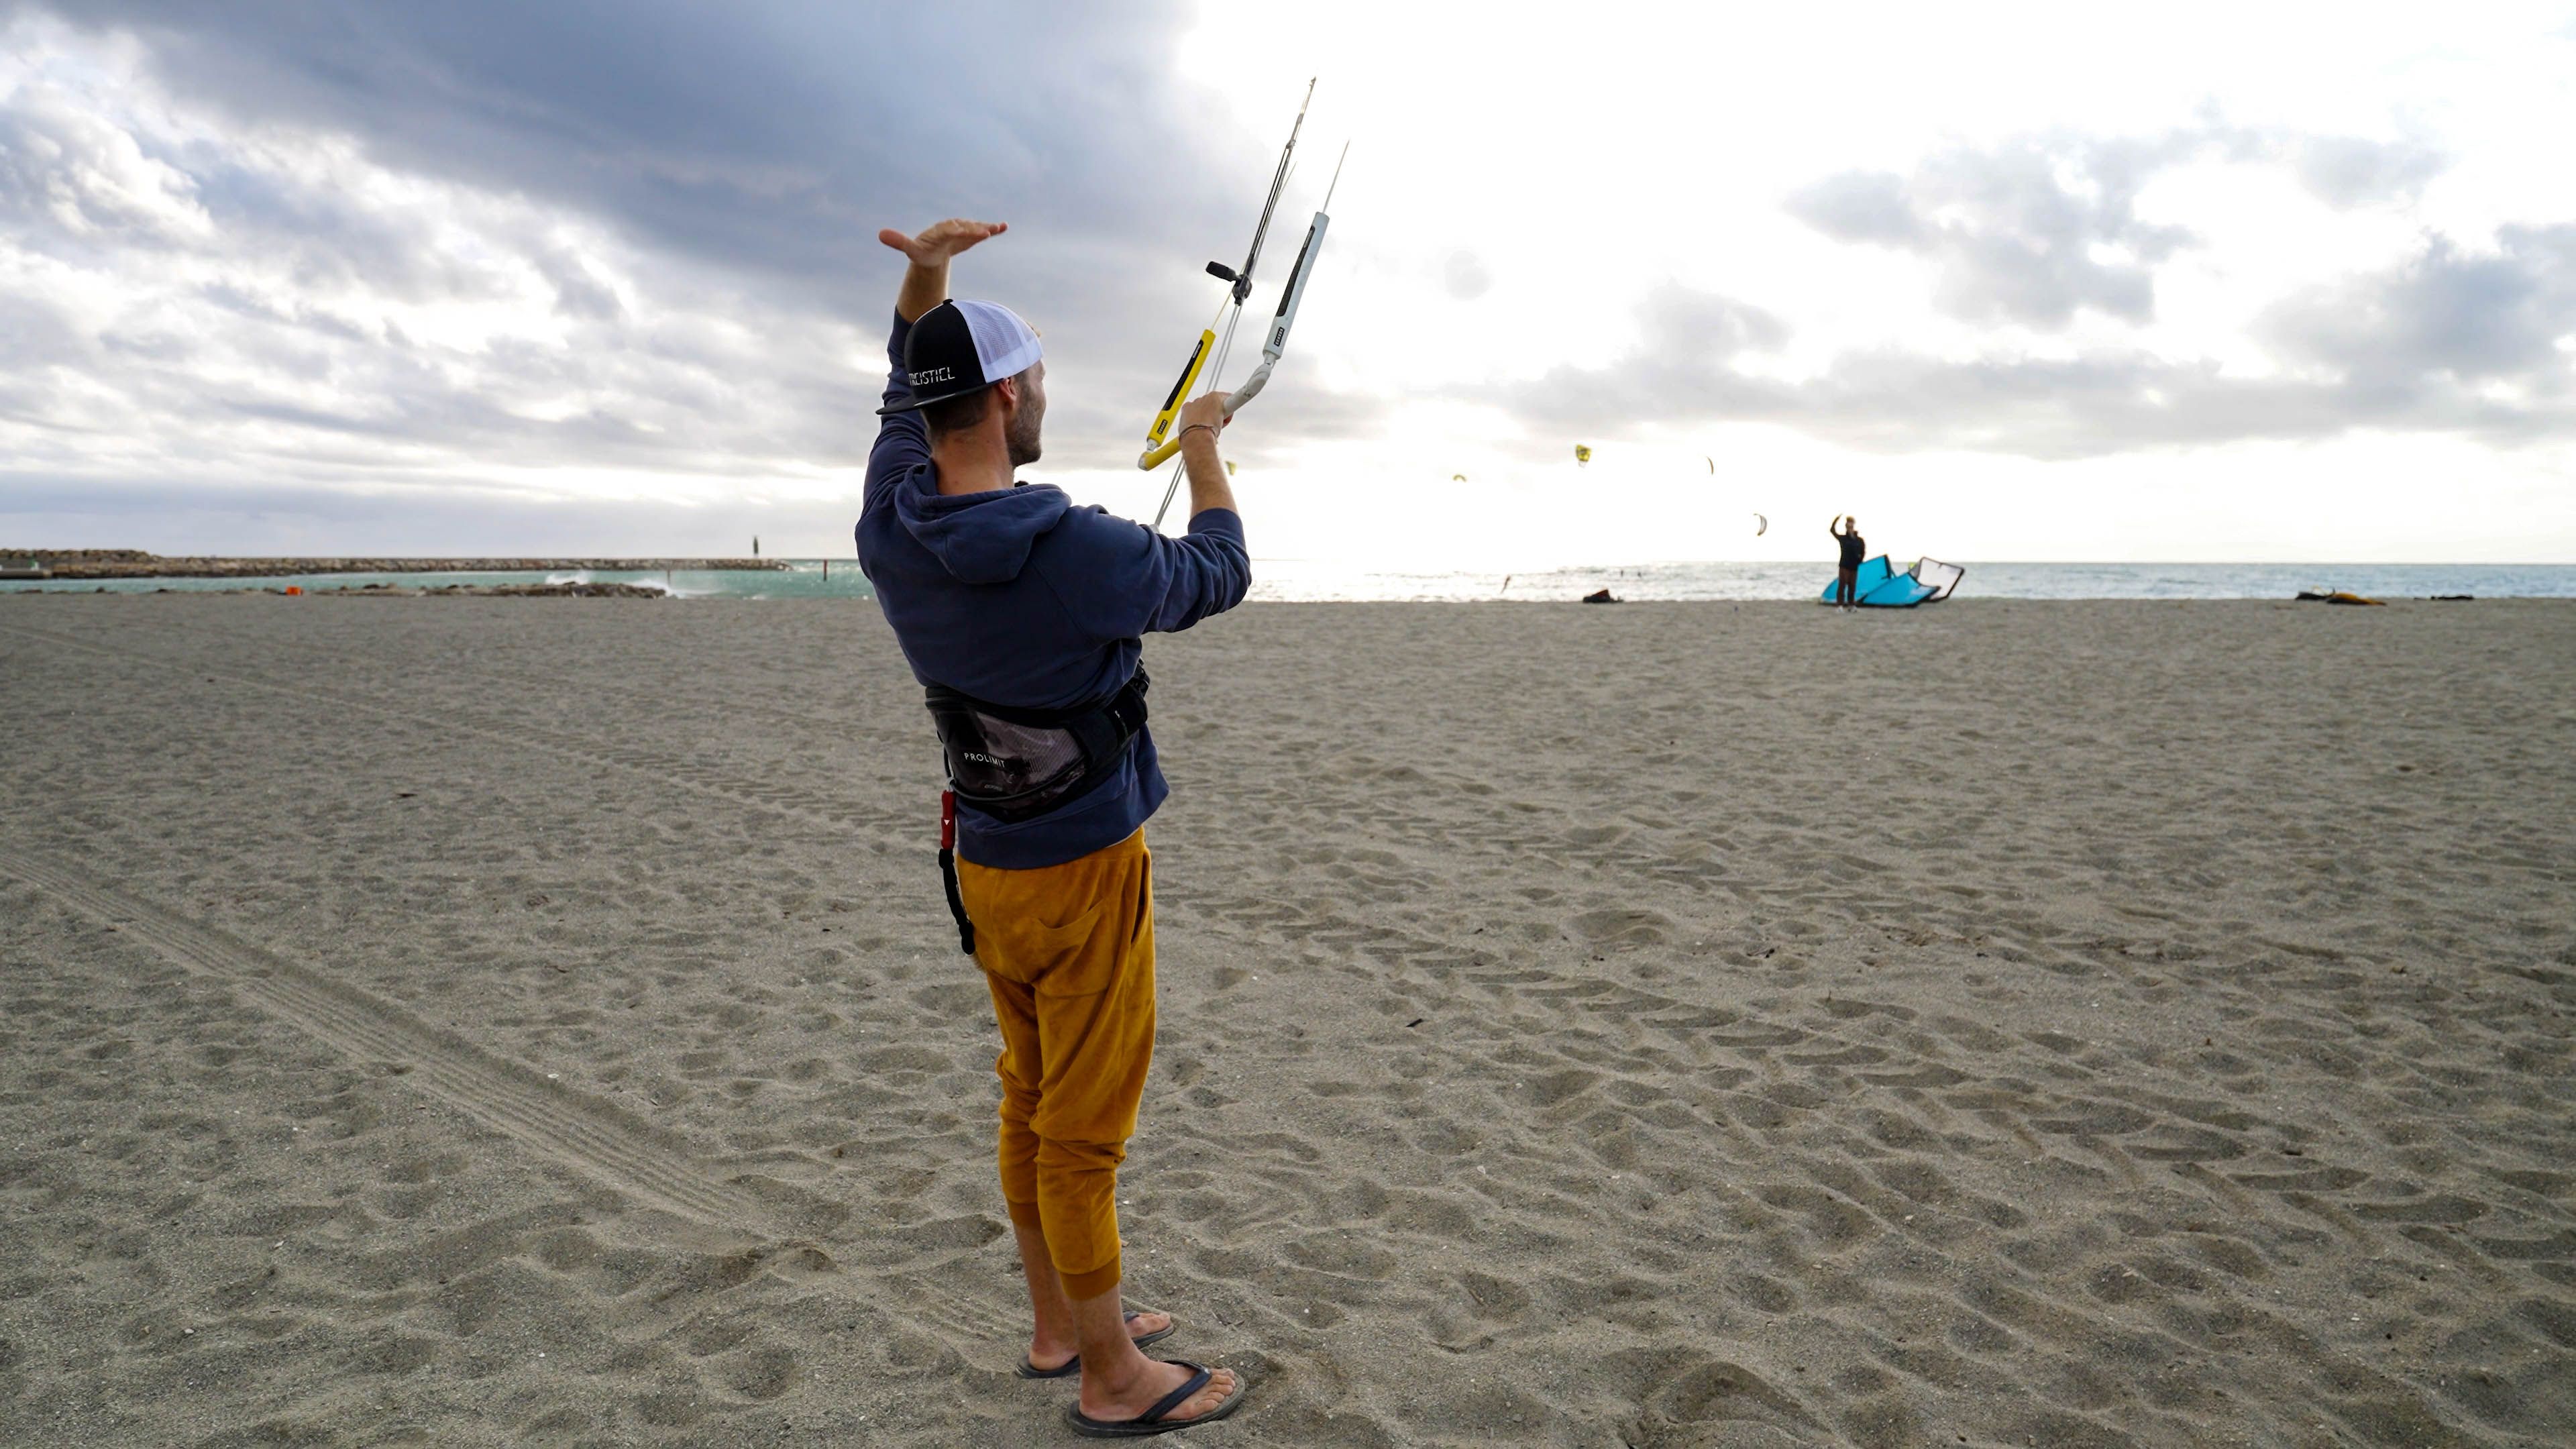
863, 219, 1011, 521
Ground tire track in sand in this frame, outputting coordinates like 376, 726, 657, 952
3, 619, 1085, 1356
0, 846, 765, 1229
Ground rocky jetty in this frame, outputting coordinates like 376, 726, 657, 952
11, 549, 786, 579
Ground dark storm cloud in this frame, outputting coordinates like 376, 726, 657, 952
26, 1, 1245, 342
2, 0, 1354, 484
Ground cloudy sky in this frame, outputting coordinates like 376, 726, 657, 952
3, 2, 2572, 566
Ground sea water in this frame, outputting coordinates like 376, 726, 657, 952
9, 559, 2575, 602
0, 565, 852, 599
1246, 559, 2576, 602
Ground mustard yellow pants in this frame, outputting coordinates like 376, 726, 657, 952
956, 828, 1155, 1301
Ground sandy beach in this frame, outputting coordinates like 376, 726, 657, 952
1, 594, 2569, 1447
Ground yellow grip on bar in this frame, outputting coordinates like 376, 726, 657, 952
1138, 431, 1195, 471
1142, 329, 1216, 460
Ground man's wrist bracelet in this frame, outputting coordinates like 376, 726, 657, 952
1179, 423, 1219, 445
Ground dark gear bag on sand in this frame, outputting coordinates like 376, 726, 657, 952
923, 669, 1150, 954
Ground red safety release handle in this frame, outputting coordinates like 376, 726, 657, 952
939, 789, 957, 851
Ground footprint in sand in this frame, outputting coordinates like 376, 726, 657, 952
1564, 908, 1674, 948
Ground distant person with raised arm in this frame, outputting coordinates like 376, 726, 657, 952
857, 218, 1251, 1436
1831, 515, 1866, 610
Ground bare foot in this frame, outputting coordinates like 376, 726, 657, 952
1077, 1358, 1239, 1427
1026, 1308, 1171, 1375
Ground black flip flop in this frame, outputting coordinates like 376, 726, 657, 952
1065, 1359, 1247, 1437
1017, 1311, 1176, 1379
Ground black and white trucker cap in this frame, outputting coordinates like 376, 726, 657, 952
878, 299, 1044, 415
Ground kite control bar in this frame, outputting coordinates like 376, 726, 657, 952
1138, 80, 1346, 514
1138, 203, 1332, 471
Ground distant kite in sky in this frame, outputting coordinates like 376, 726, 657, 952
1753, 513, 1768, 535
1574, 444, 1592, 466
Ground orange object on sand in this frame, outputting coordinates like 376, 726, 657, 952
283, 586, 303, 596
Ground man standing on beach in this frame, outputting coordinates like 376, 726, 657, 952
856, 218, 1250, 1436
1831, 515, 1866, 610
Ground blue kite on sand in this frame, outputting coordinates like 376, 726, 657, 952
1820, 555, 1965, 608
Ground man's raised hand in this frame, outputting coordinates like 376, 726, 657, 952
879, 219, 1008, 268
885, 220, 1005, 322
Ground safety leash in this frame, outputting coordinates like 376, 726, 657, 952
937, 789, 974, 955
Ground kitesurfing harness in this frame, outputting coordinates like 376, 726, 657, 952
924, 669, 1151, 954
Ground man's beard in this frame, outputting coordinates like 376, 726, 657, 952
1006, 405, 1043, 468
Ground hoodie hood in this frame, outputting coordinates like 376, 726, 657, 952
891, 466, 1073, 584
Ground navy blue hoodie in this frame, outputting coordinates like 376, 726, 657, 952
857, 313, 1251, 869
